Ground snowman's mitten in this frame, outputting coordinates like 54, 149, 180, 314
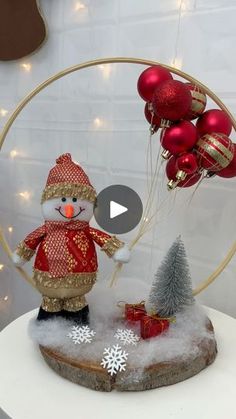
112, 244, 131, 263
12, 251, 27, 267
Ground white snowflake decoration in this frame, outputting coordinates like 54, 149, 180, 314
101, 344, 128, 376
114, 328, 140, 346
67, 325, 96, 345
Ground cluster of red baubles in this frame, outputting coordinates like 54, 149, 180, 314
138, 65, 236, 190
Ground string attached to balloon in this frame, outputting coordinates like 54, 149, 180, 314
110, 138, 168, 287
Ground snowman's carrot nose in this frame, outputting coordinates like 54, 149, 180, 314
65, 204, 74, 218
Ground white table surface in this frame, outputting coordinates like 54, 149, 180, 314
0, 307, 236, 419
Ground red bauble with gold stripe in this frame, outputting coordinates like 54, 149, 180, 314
195, 133, 234, 171
184, 83, 207, 120
217, 143, 236, 178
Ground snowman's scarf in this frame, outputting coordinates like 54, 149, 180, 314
45, 220, 88, 278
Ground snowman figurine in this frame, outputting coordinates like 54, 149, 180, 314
12, 153, 130, 324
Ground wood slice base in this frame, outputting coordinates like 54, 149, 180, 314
39, 319, 217, 392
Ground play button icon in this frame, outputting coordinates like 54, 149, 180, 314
94, 185, 143, 234
110, 201, 128, 219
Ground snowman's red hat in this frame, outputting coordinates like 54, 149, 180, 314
41, 153, 96, 203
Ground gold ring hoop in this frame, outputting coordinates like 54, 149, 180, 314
0, 57, 236, 295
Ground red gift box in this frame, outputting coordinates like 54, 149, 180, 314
125, 302, 146, 322
140, 314, 171, 339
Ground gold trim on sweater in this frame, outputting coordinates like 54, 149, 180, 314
101, 236, 124, 257
34, 269, 97, 289
16, 241, 35, 261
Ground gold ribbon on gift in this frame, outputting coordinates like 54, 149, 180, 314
117, 300, 146, 309
148, 313, 176, 323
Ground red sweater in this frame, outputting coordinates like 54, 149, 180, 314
16, 220, 123, 279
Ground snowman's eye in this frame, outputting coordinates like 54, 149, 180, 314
72, 197, 77, 202
61, 197, 67, 202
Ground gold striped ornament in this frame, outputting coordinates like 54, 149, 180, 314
195, 133, 234, 171
185, 83, 207, 120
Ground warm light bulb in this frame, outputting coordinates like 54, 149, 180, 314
74, 2, 86, 11
10, 149, 18, 158
18, 191, 31, 200
0, 108, 8, 117
98, 64, 111, 79
8, 227, 13, 233
21, 63, 32, 72
0, 264, 4, 271
93, 117, 103, 128
3, 296, 8, 301
177, 0, 189, 11
171, 57, 183, 70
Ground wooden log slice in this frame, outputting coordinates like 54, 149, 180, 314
39, 319, 217, 392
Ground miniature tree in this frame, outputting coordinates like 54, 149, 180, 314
147, 236, 194, 317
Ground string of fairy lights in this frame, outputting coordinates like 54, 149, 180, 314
0, 0, 188, 315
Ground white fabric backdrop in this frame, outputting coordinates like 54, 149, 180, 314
0, 0, 236, 330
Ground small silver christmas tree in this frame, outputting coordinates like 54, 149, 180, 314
147, 236, 194, 317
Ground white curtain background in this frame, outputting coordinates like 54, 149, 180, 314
0, 0, 236, 331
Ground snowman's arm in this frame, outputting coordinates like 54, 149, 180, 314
13, 225, 46, 264
89, 227, 124, 257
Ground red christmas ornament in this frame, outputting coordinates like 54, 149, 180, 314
184, 83, 207, 120
217, 144, 236, 178
196, 109, 232, 137
160, 120, 198, 155
176, 153, 199, 175
144, 103, 161, 129
152, 80, 192, 122
166, 156, 201, 190
196, 133, 234, 171
137, 65, 173, 102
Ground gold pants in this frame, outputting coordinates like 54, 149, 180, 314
34, 270, 96, 313
38, 285, 90, 313
41, 294, 87, 312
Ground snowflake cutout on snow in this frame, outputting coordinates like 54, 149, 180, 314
114, 328, 140, 346
67, 325, 96, 345
101, 344, 128, 376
